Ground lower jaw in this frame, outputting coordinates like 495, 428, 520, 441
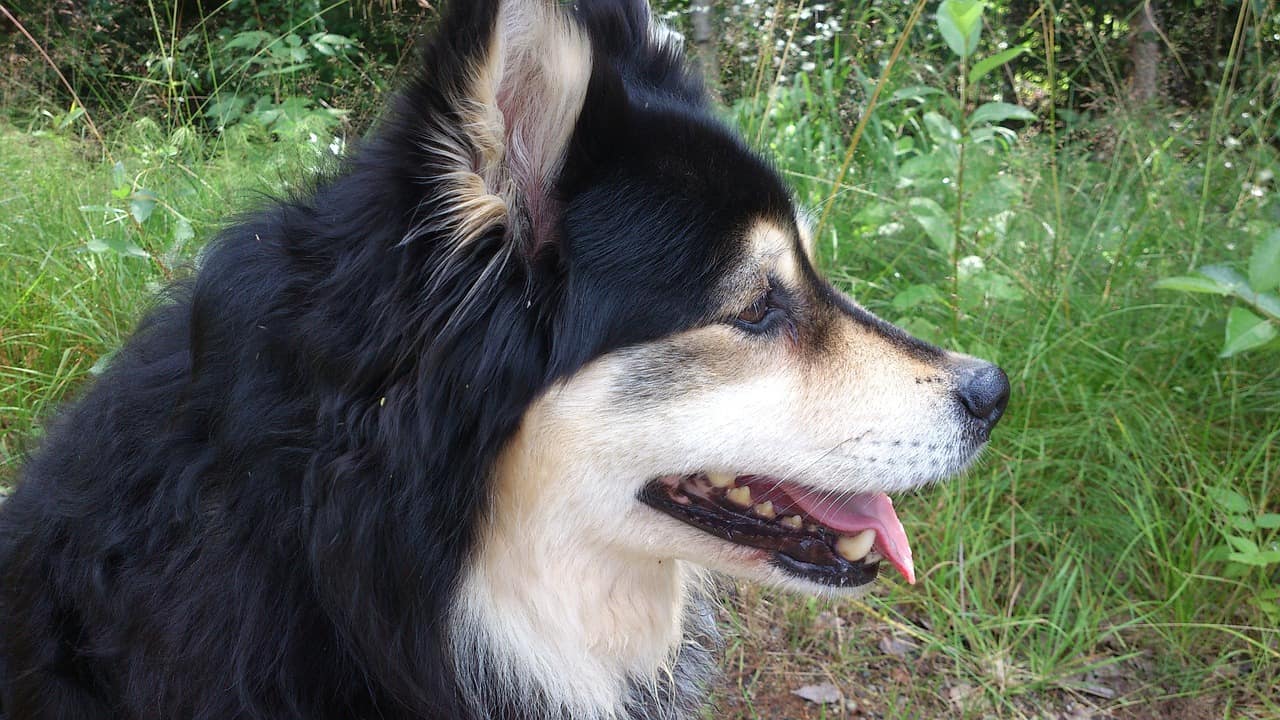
638, 481, 882, 589
771, 551, 880, 588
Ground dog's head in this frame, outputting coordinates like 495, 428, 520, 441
412, 0, 1009, 595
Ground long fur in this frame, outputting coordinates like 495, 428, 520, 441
0, 2, 748, 718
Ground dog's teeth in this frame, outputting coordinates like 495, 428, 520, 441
725, 486, 752, 508
752, 501, 775, 519
707, 472, 736, 489
780, 515, 803, 530
835, 529, 876, 562
866, 550, 884, 563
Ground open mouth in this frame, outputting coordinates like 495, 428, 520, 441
639, 473, 914, 588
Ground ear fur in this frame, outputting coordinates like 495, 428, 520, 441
420, 0, 593, 256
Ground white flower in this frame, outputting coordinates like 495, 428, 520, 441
958, 255, 985, 277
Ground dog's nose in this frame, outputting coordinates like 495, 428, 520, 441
952, 359, 1010, 428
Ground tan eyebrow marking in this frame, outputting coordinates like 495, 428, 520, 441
746, 220, 800, 286
795, 210, 816, 259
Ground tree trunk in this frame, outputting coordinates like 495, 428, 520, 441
1129, 0, 1162, 104
690, 1, 719, 96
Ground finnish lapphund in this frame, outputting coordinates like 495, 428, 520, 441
0, 0, 1010, 717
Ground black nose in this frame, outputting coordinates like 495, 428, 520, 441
953, 359, 1010, 428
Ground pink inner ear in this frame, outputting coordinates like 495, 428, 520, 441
497, 84, 557, 252
488, 2, 593, 253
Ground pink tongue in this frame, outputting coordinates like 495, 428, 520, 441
783, 489, 915, 584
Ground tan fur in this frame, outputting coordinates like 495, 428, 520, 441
454, 402, 703, 716
795, 209, 817, 259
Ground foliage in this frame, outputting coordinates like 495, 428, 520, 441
1206, 485, 1280, 626
659, 0, 1280, 117
1, 0, 431, 129
1155, 230, 1280, 357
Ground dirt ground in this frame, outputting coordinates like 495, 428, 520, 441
705, 586, 1261, 720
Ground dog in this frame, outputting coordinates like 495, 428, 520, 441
0, 1, 1009, 718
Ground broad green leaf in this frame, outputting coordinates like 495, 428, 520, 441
111, 161, 127, 189
1200, 264, 1280, 319
1256, 513, 1280, 530
936, 0, 986, 59
1153, 275, 1230, 295
1250, 291, 1280, 321
1226, 535, 1260, 556
895, 316, 943, 345
130, 190, 158, 225
1198, 264, 1250, 295
968, 101, 1036, 128
86, 234, 149, 259
1221, 306, 1277, 358
900, 151, 950, 182
970, 125, 1017, 145
1208, 487, 1251, 515
204, 95, 248, 126
971, 270, 1025, 301
887, 85, 945, 104
1229, 514, 1256, 532
1228, 548, 1280, 566
173, 216, 194, 245
923, 111, 961, 144
906, 197, 955, 255
968, 45, 1028, 85
224, 30, 272, 50
309, 33, 353, 56
1249, 229, 1280, 292
893, 284, 945, 311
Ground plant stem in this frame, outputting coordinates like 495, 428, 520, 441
814, 0, 929, 243
953, 56, 968, 339
0, 3, 110, 157
1193, 0, 1250, 270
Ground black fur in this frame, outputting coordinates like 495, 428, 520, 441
0, 1, 793, 718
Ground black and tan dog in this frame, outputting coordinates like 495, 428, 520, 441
0, 1, 1009, 718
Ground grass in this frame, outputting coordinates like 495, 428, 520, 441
3, 3, 1280, 718
0, 122, 335, 466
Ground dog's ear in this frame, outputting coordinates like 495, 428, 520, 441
411, 0, 593, 256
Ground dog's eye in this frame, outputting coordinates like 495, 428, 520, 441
738, 296, 768, 324
734, 292, 776, 331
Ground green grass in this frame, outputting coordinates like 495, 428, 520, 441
3, 7, 1280, 718
0, 122, 335, 470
